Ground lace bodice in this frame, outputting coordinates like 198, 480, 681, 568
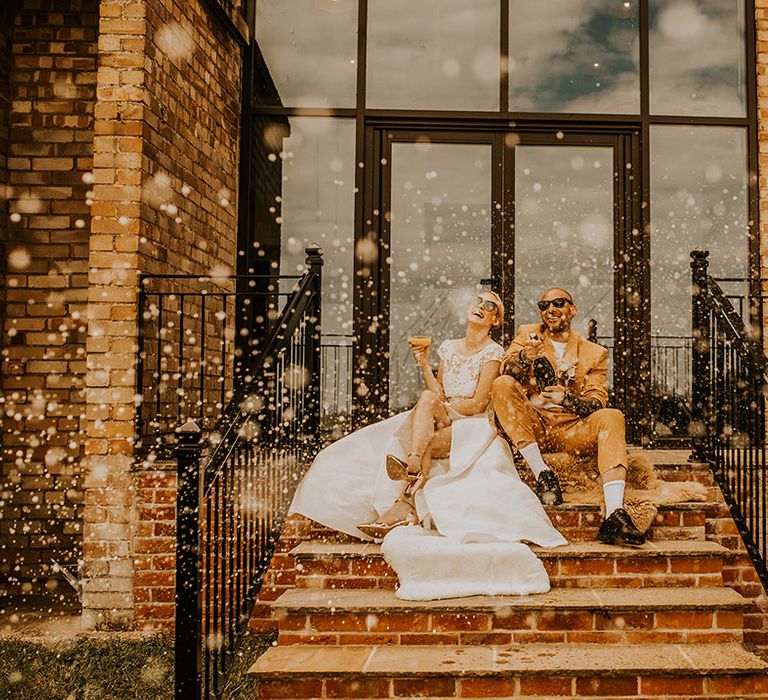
437, 339, 504, 400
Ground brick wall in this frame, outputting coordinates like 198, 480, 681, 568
706, 498, 768, 646
754, 1, 768, 648
0, 1, 12, 394
82, 0, 244, 629
0, 0, 98, 597
139, 0, 241, 277
133, 469, 176, 628
133, 0, 243, 630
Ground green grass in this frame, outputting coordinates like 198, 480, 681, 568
220, 631, 274, 700
0, 634, 173, 700
0, 630, 274, 700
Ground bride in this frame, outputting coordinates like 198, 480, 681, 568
289, 291, 567, 557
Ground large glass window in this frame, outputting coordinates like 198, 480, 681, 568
508, 0, 640, 114
388, 142, 493, 410
275, 118, 356, 337
366, 0, 500, 111
650, 126, 749, 336
649, 0, 746, 117
514, 145, 615, 384
255, 0, 358, 107
248, 2, 756, 439
650, 126, 748, 433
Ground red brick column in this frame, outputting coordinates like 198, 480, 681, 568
81, 0, 146, 629
82, 0, 244, 628
133, 467, 177, 629
1, 0, 97, 597
0, 2, 10, 314
758, 1, 768, 334
739, 0, 768, 644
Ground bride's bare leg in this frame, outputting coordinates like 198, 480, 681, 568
419, 425, 452, 475
362, 423, 454, 532
409, 390, 451, 471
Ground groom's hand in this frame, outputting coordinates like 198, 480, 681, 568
541, 385, 565, 404
518, 336, 545, 364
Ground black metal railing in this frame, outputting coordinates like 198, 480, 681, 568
581, 331, 695, 437
174, 245, 323, 700
691, 250, 768, 592
137, 274, 354, 457
136, 268, 298, 457
320, 334, 354, 438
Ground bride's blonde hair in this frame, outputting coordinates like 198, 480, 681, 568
483, 290, 504, 329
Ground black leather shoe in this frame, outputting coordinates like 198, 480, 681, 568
598, 508, 646, 546
536, 469, 563, 506
533, 357, 557, 393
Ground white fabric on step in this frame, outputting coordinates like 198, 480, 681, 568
290, 411, 566, 549
289, 336, 566, 601
381, 525, 552, 600
414, 415, 567, 546
289, 411, 409, 539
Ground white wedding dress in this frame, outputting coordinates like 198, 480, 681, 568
289, 339, 567, 599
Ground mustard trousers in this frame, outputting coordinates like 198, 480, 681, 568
491, 376, 628, 475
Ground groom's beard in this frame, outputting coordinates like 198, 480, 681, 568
544, 318, 570, 334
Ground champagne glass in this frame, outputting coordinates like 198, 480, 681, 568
408, 335, 432, 349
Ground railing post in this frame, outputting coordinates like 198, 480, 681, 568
691, 250, 711, 462
174, 420, 204, 700
587, 319, 598, 344
135, 276, 147, 448
304, 244, 324, 444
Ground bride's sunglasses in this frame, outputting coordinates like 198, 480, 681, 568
537, 297, 572, 312
474, 296, 499, 312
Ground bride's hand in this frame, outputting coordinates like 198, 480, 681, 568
411, 345, 429, 365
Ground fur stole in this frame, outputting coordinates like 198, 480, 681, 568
537, 451, 708, 534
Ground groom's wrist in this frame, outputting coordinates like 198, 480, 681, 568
562, 392, 601, 417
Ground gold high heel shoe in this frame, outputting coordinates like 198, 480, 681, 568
386, 453, 421, 481
357, 497, 418, 540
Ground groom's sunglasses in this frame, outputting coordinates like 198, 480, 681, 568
475, 296, 499, 312
537, 297, 572, 312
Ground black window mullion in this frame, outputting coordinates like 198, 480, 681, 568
500, 0, 509, 113
745, 0, 761, 336
639, 0, 653, 442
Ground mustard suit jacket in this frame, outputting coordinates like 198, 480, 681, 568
501, 323, 610, 411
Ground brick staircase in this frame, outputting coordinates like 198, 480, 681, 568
247, 451, 768, 698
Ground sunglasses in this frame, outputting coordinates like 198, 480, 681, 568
474, 296, 499, 312
537, 297, 573, 312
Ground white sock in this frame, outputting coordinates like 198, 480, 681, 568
520, 443, 551, 478
603, 479, 625, 517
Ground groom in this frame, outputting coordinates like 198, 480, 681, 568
491, 287, 645, 546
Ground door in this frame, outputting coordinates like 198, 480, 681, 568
508, 131, 647, 443
356, 125, 646, 440
382, 133, 504, 411
354, 130, 505, 413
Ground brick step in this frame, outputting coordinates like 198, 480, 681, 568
301, 501, 711, 546
247, 642, 768, 698
528, 501, 709, 543
641, 449, 708, 470
291, 540, 727, 591
272, 586, 747, 646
